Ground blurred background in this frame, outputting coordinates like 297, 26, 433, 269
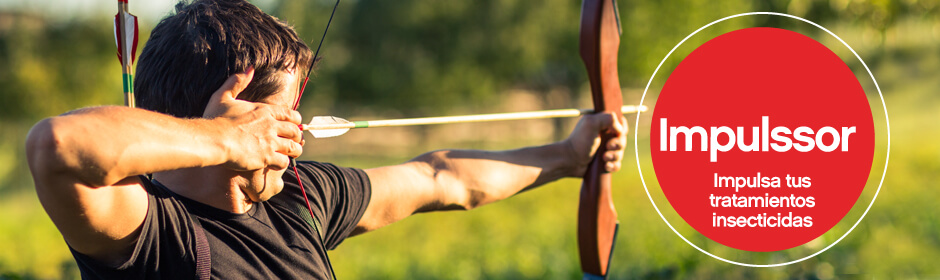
0, 0, 938, 279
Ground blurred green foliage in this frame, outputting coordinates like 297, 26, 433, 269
0, 0, 939, 278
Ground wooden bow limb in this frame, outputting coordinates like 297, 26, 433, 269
577, 0, 623, 279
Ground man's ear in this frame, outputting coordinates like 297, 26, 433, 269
203, 67, 255, 118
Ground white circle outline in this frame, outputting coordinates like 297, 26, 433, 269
634, 12, 891, 267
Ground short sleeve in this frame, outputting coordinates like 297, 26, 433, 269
68, 176, 197, 279
275, 161, 372, 249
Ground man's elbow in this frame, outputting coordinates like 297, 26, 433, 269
413, 150, 490, 211
27, 118, 64, 176
26, 117, 104, 187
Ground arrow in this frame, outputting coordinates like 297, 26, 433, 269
301, 104, 646, 138
114, 0, 139, 107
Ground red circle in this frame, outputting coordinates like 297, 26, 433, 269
650, 27, 875, 252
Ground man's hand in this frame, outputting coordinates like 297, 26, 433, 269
564, 112, 628, 176
203, 68, 304, 172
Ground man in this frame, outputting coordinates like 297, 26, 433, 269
26, 0, 627, 279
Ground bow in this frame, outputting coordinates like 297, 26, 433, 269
114, 0, 139, 107
577, 0, 622, 279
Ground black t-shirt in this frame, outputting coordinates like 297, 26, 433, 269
68, 161, 372, 279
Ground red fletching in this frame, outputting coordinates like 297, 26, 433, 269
114, 4, 138, 66
114, 14, 123, 65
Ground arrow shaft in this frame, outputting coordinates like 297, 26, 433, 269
302, 105, 645, 131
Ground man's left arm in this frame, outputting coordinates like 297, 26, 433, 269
355, 113, 627, 234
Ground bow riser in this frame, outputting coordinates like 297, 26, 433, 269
577, 0, 622, 278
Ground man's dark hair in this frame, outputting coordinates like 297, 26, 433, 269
135, 0, 313, 118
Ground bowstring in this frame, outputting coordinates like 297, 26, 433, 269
293, 0, 341, 110
291, 1, 341, 279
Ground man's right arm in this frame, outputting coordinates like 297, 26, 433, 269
26, 107, 224, 265
25, 70, 302, 265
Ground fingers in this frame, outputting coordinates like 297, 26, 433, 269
565, 111, 630, 176
213, 67, 255, 102
204, 67, 256, 118
268, 154, 291, 171
608, 114, 627, 136
269, 105, 303, 125
620, 115, 629, 135
594, 112, 627, 137
275, 109, 304, 157
603, 142, 624, 172
229, 67, 255, 97
228, 133, 300, 172
605, 136, 623, 151
271, 111, 304, 167
596, 112, 627, 172
272, 107, 303, 157
265, 135, 302, 171
604, 115, 628, 151
584, 112, 615, 134
276, 121, 303, 144
274, 137, 304, 159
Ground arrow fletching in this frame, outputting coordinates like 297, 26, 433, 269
114, 6, 138, 65
303, 116, 353, 138
115, 0, 138, 107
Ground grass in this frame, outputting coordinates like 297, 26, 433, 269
2, 45, 939, 280
3, 90, 939, 279
0, 191, 76, 280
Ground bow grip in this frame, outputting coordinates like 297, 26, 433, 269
577, 0, 622, 278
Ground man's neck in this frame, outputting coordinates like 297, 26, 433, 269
152, 167, 253, 213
